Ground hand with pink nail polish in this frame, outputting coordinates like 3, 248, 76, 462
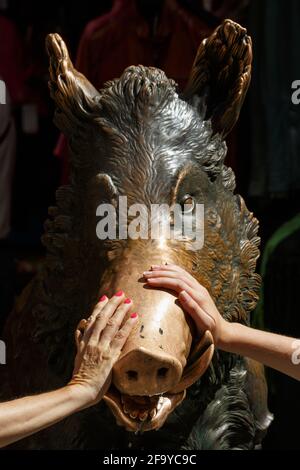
69, 293, 138, 405
143, 264, 300, 382
143, 264, 227, 347
0, 295, 138, 448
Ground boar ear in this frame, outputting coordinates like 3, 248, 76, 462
45, 33, 101, 137
183, 19, 252, 138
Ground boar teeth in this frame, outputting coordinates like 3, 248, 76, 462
121, 394, 165, 420
157, 397, 164, 410
149, 408, 157, 419
138, 411, 149, 421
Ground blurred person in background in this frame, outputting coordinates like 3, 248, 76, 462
0, 83, 16, 333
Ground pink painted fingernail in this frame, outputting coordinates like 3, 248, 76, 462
124, 298, 131, 304
99, 295, 107, 302
130, 312, 138, 319
115, 290, 124, 297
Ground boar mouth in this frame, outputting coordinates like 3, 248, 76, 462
103, 386, 186, 432
103, 331, 214, 432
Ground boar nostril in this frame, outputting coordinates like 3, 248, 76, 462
157, 367, 168, 379
126, 370, 138, 381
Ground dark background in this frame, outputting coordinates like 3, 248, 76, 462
0, 0, 300, 450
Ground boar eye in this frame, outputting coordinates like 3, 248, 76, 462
180, 195, 195, 214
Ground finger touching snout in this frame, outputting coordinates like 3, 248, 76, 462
143, 275, 190, 294
89, 291, 127, 343
99, 297, 134, 349
111, 313, 139, 353
81, 294, 109, 342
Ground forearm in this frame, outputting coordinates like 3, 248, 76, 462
0, 384, 91, 448
220, 323, 300, 380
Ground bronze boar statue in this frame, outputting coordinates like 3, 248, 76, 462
1, 19, 273, 449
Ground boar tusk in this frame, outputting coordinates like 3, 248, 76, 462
169, 330, 214, 394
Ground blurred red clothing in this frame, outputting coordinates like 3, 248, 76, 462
0, 88, 16, 239
54, 0, 217, 183
75, 0, 214, 91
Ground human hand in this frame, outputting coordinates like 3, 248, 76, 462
143, 264, 229, 348
68, 292, 138, 406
